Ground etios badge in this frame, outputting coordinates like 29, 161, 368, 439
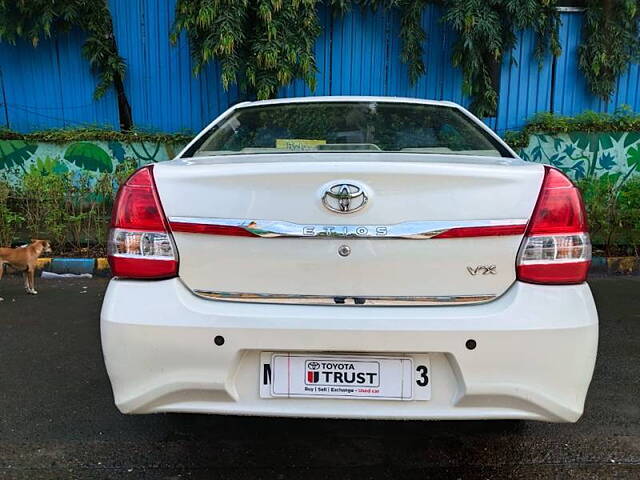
322, 183, 368, 214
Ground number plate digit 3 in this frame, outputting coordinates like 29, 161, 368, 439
416, 364, 429, 387
412, 355, 431, 400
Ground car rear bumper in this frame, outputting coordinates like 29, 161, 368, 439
101, 278, 598, 422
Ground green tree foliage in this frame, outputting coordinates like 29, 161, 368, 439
0, 179, 23, 247
171, 0, 250, 89
442, 0, 561, 117
577, 175, 640, 256
579, 0, 640, 100
247, 0, 322, 99
0, 127, 192, 146
172, 0, 323, 99
326, 0, 431, 84
0, 0, 125, 100
398, 0, 430, 84
173, 0, 562, 117
2, 1, 639, 123
0, 160, 138, 251
173, 0, 432, 100
504, 108, 640, 149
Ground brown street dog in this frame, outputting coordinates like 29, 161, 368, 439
0, 240, 52, 295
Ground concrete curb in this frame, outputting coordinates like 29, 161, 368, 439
589, 256, 640, 276
26, 255, 638, 277
36, 258, 111, 277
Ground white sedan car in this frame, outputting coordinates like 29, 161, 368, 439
101, 96, 597, 422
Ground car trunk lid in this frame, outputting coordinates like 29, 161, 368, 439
153, 154, 544, 304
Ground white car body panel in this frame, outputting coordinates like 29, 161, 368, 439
101, 278, 598, 422
101, 96, 598, 422
154, 158, 544, 298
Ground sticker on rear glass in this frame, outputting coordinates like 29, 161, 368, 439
276, 139, 326, 150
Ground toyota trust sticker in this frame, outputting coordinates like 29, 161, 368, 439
260, 353, 431, 401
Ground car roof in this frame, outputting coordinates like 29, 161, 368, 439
234, 96, 461, 109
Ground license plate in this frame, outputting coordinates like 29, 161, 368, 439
259, 353, 431, 401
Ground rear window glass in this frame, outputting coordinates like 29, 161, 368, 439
184, 102, 512, 158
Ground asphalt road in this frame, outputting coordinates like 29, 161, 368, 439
0, 276, 638, 479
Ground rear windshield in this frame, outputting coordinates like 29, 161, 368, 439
184, 102, 512, 158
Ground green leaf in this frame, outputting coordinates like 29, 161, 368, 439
609, 132, 624, 143
564, 144, 576, 156
623, 132, 640, 148
598, 152, 616, 170
553, 138, 564, 151
570, 161, 586, 180
531, 145, 542, 162
627, 145, 640, 169
568, 132, 592, 151
597, 134, 614, 150
63, 142, 113, 172
107, 141, 126, 163
601, 172, 622, 184
28, 156, 69, 176
567, 133, 615, 152
0, 140, 37, 169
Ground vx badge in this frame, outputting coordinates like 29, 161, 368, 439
467, 265, 497, 276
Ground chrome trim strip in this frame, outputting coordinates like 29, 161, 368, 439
169, 216, 527, 239
193, 290, 497, 306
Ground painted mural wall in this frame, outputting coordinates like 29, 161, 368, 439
0, 140, 186, 184
519, 132, 640, 184
3, 134, 640, 186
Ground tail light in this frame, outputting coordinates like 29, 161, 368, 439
517, 166, 591, 284
107, 165, 178, 279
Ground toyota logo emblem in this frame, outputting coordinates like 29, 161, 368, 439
307, 361, 321, 370
322, 183, 368, 214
